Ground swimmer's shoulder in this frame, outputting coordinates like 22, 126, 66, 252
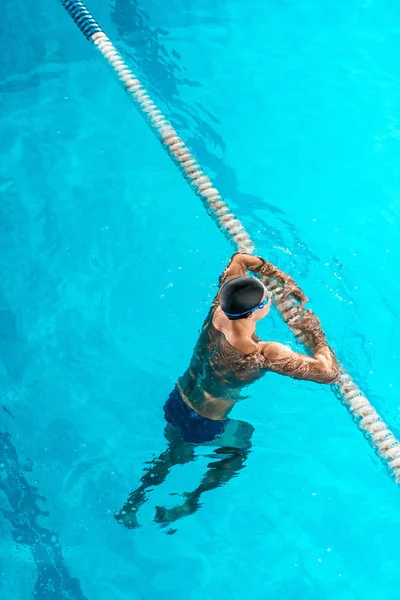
257, 341, 292, 360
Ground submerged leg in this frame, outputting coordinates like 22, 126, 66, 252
155, 420, 254, 526
115, 425, 195, 529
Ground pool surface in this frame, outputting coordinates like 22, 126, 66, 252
1, 0, 400, 598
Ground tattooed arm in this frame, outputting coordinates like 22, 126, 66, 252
261, 310, 340, 384
216, 254, 339, 383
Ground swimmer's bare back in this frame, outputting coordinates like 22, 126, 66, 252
178, 253, 339, 420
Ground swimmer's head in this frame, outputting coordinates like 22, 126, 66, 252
219, 276, 271, 321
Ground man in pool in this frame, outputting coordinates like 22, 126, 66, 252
116, 253, 339, 529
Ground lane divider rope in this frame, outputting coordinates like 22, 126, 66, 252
60, 0, 400, 484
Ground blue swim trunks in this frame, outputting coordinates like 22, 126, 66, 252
164, 387, 228, 444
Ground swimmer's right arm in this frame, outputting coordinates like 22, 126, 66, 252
260, 310, 340, 384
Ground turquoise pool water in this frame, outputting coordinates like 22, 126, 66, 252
1, 0, 400, 598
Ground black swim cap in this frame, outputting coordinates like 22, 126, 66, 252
219, 276, 265, 320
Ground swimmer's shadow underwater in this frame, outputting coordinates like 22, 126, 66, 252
115, 253, 339, 531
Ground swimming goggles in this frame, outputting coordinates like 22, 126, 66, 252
223, 293, 270, 318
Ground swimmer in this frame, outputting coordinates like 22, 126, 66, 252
115, 253, 339, 529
